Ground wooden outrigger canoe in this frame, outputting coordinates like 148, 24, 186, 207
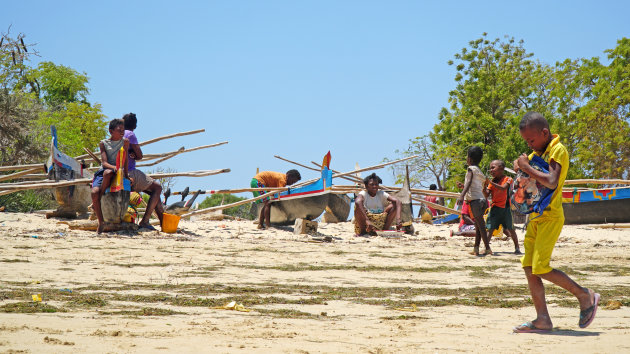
251, 152, 333, 225
45, 127, 93, 219
562, 186, 630, 224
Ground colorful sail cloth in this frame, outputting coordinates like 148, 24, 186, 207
109, 146, 125, 193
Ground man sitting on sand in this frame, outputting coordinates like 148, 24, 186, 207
252, 169, 301, 229
123, 113, 164, 231
354, 173, 402, 236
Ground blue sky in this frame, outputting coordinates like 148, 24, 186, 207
2, 1, 628, 196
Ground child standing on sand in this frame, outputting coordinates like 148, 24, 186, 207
484, 160, 521, 254
456, 146, 491, 256
513, 111, 599, 333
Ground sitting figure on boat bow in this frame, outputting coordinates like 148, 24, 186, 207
354, 173, 402, 236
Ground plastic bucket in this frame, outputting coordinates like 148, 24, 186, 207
162, 213, 181, 233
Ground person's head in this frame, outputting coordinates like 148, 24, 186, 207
519, 111, 552, 153
109, 119, 125, 140
363, 173, 382, 196
123, 112, 137, 131
467, 146, 483, 166
286, 169, 301, 185
488, 160, 505, 178
429, 184, 437, 191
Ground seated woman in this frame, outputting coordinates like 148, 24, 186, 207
354, 173, 402, 235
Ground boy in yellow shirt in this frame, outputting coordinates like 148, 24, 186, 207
513, 112, 599, 333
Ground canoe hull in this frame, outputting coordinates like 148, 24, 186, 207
562, 187, 630, 224
253, 193, 330, 225
322, 194, 351, 223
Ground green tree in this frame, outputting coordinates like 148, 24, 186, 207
552, 38, 630, 179
30, 62, 107, 154
431, 34, 556, 188
389, 135, 450, 190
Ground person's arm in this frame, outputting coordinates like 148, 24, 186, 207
100, 142, 117, 171
129, 142, 143, 161
123, 139, 130, 179
482, 184, 490, 199
456, 169, 473, 205
387, 195, 402, 227
516, 154, 561, 189
487, 178, 510, 190
462, 213, 475, 225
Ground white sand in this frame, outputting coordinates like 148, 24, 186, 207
0, 212, 629, 353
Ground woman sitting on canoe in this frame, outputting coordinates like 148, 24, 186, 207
354, 173, 402, 236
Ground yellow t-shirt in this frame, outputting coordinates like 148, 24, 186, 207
528, 134, 569, 219
254, 171, 287, 188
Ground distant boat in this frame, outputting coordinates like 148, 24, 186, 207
562, 186, 630, 224
251, 152, 333, 225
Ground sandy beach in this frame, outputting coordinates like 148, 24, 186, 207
0, 212, 629, 353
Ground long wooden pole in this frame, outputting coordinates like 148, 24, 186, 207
137, 142, 228, 167
332, 155, 418, 179
274, 155, 320, 172
411, 196, 461, 216
73, 129, 207, 160
0, 163, 46, 173
83, 147, 101, 165
179, 190, 277, 218
0, 167, 43, 183
172, 187, 288, 195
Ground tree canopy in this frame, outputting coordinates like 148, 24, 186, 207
393, 34, 630, 190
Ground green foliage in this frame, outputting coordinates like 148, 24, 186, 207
0, 190, 56, 212
30, 61, 89, 106
552, 38, 630, 179
396, 34, 630, 191
198, 194, 253, 219
37, 102, 107, 156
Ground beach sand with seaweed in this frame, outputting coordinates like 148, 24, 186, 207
1, 213, 629, 353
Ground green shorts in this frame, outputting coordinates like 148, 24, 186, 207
251, 178, 268, 203
486, 206, 514, 231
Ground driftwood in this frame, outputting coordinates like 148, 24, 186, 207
0, 167, 42, 183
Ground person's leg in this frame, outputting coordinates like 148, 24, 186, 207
91, 186, 104, 233
354, 207, 368, 234
140, 181, 163, 227
532, 219, 596, 326
99, 169, 114, 198
263, 201, 272, 228
523, 266, 553, 330
258, 200, 269, 229
383, 203, 396, 230
508, 229, 521, 253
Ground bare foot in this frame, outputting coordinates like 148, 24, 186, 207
257, 224, 267, 230
97, 223, 104, 234
469, 246, 479, 256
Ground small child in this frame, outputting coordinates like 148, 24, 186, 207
456, 146, 491, 256
90, 119, 130, 233
512, 111, 599, 333
484, 160, 521, 254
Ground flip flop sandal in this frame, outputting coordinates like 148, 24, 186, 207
513, 321, 552, 333
579, 292, 601, 328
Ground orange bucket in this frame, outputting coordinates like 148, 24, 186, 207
162, 213, 181, 233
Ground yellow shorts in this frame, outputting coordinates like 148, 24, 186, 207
521, 215, 564, 274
